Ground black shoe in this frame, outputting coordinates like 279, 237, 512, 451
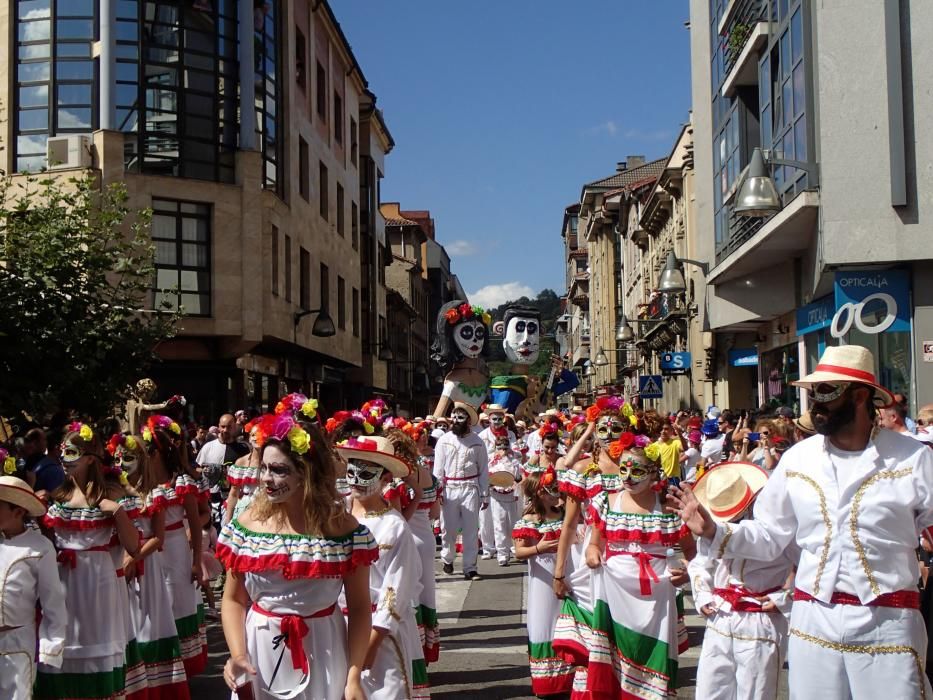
442, 562, 453, 575
464, 570, 482, 581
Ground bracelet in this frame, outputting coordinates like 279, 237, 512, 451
535, 543, 540, 554
553, 575, 565, 581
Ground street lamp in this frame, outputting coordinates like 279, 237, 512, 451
735, 147, 820, 217
373, 341, 394, 362
293, 307, 336, 337
594, 348, 610, 366
657, 251, 710, 294
585, 362, 596, 377
616, 313, 635, 343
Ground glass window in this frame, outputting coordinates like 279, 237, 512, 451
151, 199, 212, 317
19, 61, 50, 82
19, 0, 51, 20
58, 83, 91, 105
58, 0, 94, 16
19, 108, 48, 131
56, 60, 93, 80
19, 19, 51, 41
19, 85, 48, 107
56, 19, 93, 39
57, 107, 91, 129
19, 44, 50, 59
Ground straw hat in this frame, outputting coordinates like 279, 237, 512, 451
794, 411, 816, 435
334, 436, 410, 477
489, 471, 517, 488
486, 403, 507, 415
692, 462, 769, 523
0, 476, 46, 517
793, 345, 894, 408
452, 401, 479, 425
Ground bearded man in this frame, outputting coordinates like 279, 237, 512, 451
670, 346, 933, 699
433, 402, 489, 581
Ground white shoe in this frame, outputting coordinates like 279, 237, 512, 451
480, 552, 494, 560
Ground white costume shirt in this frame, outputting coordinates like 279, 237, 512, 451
488, 451, 523, 496
701, 430, 933, 604
433, 430, 489, 500
478, 426, 516, 457
524, 429, 543, 457
700, 434, 725, 465
0, 528, 67, 665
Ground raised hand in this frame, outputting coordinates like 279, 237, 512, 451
666, 483, 716, 538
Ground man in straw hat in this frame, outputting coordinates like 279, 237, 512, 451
670, 345, 933, 698
687, 462, 797, 700
477, 404, 514, 561
433, 402, 489, 581
0, 475, 67, 698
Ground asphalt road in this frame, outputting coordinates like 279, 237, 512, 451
192, 555, 790, 698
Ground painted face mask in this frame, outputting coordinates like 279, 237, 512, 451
595, 417, 625, 445
114, 447, 139, 475
454, 320, 486, 359
61, 440, 83, 465
346, 459, 385, 497
489, 413, 505, 427
260, 448, 301, 504
503, 316, 541, 365
451, 409, 470, 427
618, 458, 652, 484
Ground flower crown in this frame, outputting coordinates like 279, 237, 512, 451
586, 395, 638, 428
362, 399, 387, 422
275, 393, 318, 420
325, 409, 376, 436
68, 421, 94, 442
0, 448, 16, 475
608, 433, 659, 460
538, 419, 563, 439
255, 412, 311, 455
106, 433, 139, 456
141, 415, 181, 444
445, 303, 491, 327
536, 466, 557, 493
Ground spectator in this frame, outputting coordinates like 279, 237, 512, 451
893, 393, 917, 433
681, 430, 702, 482
656, 422, 684, 481
793, 411, 817, 441
21, 428, 65, 493
717, 410, 739, 461
195, 413, 248, 484
878, 402, 912, 436
700, 419, 725, 467
774, 405, 795, 428
190, 425, 208, 454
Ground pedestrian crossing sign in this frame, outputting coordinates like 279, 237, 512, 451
639, 374, 663, 398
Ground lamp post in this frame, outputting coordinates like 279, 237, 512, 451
293, 307, 336, 339
734, 146, 820, 217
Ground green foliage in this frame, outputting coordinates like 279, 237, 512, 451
485, 288, 562, 377
0, 172, 179, 420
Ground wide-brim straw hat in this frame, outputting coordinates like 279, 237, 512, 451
489, 471, 517, 488
793, 345, 894, 408
794, 411, 816, 435
335, 436, 410, 477
452, 401, 479, 425
486, 403, 507, 415
692, 462, 769, 524
0, 476, 46, 517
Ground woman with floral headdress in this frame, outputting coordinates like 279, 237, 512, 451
430, 300, 491, 418
226, 417, 263, 523
140, 415, 207, 677
218, 410, 376, 700
35, 422, 141, 699
109, 432, 190, 698
513, 469, 576, 697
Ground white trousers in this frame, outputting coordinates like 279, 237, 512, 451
695, 609, 787, 700
479, 505, 495, 556
487, 492, 519, 561
0, 624, 36, 700
787, 598, 932, 700
440, 482, 480, 573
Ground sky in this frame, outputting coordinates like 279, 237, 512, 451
333, 1, 692, 310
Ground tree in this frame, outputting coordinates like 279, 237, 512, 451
0, 172, 179, 420
485, 288, 563, 378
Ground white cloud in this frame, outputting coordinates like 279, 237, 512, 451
585, 120, 618, 137
446, 240, 477, 256
624, 127, 673, 142
468, 282, 535, 309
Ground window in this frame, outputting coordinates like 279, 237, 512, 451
337, 276, 346, 330
352, 287, 360, 337
320, 263, 330, 312
295, 26, 306, 90
284, 234, 292, 302
350, 117, 358, 167
298, 137, 309, 201
334, 91, 343, 144
351, 201, 359, 250
336, 183, 345, 236
316, 61, 326, 120
271, 225, 279, 296
151, 199, 211, 316
378, 245, 386, 285
299, 248, 310, 310
319, 161, 329, 220
254, 2, 282, 193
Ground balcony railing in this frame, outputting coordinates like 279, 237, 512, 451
720, 0, 770, 75
716, 209, 766, 265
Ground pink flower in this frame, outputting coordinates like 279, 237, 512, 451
634, 434, 651, 448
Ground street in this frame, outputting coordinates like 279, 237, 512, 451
192, 553, 790, 699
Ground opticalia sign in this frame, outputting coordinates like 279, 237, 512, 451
831, 270, 910, 339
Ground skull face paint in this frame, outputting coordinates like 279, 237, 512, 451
489, 413, 505, 428
346, 459, 386, 497
503, 316, 541, 365
450, 408, 472, 436
453, 320, 486, 359
260, 445, 301, 503
595, 416, 625, 446
114, 446, 140, 475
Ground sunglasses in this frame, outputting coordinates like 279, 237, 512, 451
810, 382, 850, 403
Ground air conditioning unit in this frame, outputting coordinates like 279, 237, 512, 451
46, 135, 93, 170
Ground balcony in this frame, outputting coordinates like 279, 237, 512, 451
718, 0, 771, 92
721, 21, 770, 97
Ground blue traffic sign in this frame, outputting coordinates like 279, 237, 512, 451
639, 375, 664, 399
659, 351, 691, 376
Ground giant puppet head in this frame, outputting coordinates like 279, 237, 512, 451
500, 305, 541, 367
430, 300, 491, 370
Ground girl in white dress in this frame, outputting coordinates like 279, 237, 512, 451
226, 420, 261, 522
220, 413, 374, 700
35, 422, 141, 699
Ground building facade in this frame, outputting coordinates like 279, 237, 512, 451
690, 0, 933, 412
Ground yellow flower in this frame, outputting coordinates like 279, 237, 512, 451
287, 426, 310, 455
621, 404, 634, 418
363, 422, 375, 435
169, 422, 182, 435
79, 424, 94, 441
301, 399, 318, 419
644, 443, 661, 462
3, 457, 16, 475
119, 472, 129, 486
629, 415, 638, 427
142, 427, 152, 443
125, 436, 138, 451
481, 312, 492, 326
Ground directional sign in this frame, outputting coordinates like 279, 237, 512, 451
659, 351, 691, 376
639, 375, 663, 399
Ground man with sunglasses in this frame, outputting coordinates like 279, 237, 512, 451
670, 346, 933, 699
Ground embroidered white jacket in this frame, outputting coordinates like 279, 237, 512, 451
700, 430, 933, 604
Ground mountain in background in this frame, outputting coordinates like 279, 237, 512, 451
485, 289, 562, 378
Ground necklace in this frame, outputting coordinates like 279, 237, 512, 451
364, 505, 393, 518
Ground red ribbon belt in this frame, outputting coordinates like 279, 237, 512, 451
56, 544, 111, 569
165, 520, 185, 531
251, 602, 336, 673
445, 475, 478, 481
615, 550, 663, 595
794, 588, 920, 609
714, 585, 782, 612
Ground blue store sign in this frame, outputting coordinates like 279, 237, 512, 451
796, 295, 834, 336
659, 351, 691, 376
728, 348, 759, 367
832, 269, 910, 338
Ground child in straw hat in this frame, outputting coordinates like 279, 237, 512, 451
0, 475, 67, 700
687, 462, 798, 700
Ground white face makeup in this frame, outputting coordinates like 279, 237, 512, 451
346, 459, 385, 497
260, 445, 301, 503
595, 416, 625, 446
61, 439, 82, 465
453, 320, 486, 359
503, 316, 541, 365
114, 446, 139, 475
451, 409, 470, 426
489, 413, 505, 428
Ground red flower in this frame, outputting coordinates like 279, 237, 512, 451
445, 309, 460, 324
585, 405, 600, 423
608, 431, 635, 459
458, 303, 473, 319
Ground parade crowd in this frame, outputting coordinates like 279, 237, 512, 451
6, 331, 933, 699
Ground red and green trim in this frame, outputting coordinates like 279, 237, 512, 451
35, 666, 126, 699
528, 640, 576, 696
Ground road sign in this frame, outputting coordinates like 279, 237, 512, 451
639, 375, 663, 399
659, 351, 691, 376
